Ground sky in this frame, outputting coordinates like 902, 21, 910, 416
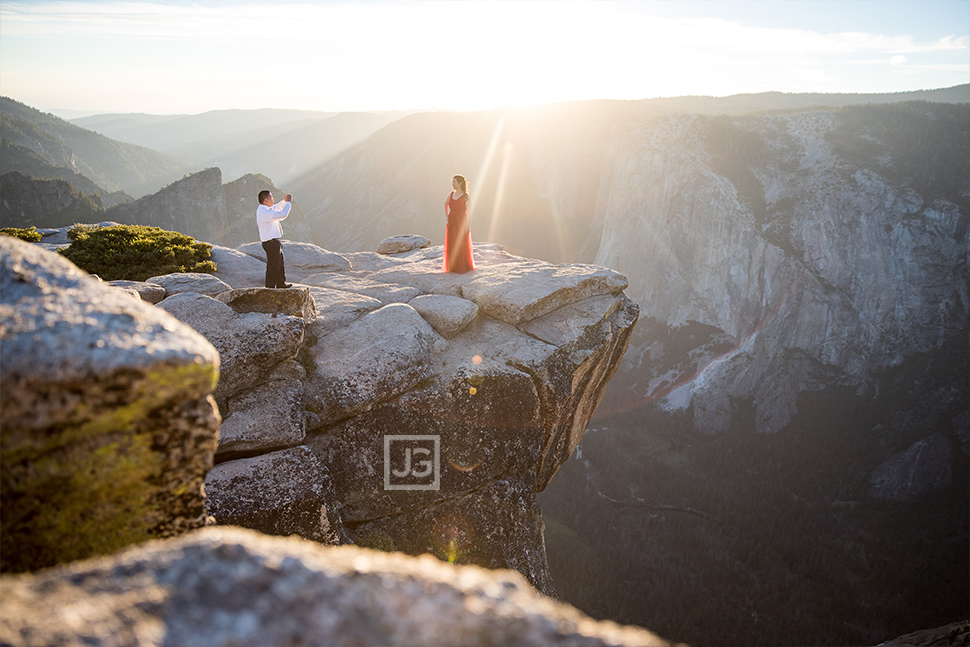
0, 0, 967, 117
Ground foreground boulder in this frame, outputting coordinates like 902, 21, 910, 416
0, 527, 678, 647
0, 237, 221, 573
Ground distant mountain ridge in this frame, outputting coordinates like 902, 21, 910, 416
71, 108, 338, 150
642, 83, 970, 114
0, 140, 132, 208
72, 107, 412, 184
288, 85, 970, 259
0, 97, 194, 198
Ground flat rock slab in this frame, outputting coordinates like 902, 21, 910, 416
302, 273, 421, 305
209, 245, 267, 289
340, 251, 408, 273
237, 240, 352, 275
305, 286, 384, 338
106, 279, 167, 304
522, 294, 625, 349
394, 242, 516, 265
157, 292, 305, 401
205, 447, 340, 544
214, 286, 317, 323
306, 303, 438, 426
410, 293, 479, 338
377, 234, 430, 254
461, 263, 629, 325
0, 527, 675, 647
146, 272, 232, 296
368, 258, 481, 297
218, 366, 307, 457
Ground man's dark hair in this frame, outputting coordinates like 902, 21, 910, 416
257, 190, 272, 204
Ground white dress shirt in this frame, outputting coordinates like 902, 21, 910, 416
256, 200, 291, 241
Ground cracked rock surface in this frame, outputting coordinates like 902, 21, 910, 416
160, 238, 638, 594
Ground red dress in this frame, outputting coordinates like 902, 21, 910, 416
444, 192, 475, 273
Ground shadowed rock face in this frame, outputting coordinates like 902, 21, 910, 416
0, 170, 106, 229
0, 527, 678, 647
154, 238, 638, 594
327, 246, 634, 594
0, 237, 221, 573
108, 167, 230, 245
874, 620, 970, 647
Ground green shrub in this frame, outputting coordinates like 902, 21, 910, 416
0, 226, 43, 242
59, 224, 216, 282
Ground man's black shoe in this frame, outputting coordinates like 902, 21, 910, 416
278, 283, 293, 289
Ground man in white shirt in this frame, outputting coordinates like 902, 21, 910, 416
256, 190, 292, 288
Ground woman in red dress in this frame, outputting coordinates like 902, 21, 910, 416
443, 174, 475, 273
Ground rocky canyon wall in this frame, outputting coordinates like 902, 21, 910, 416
589, 105, 968, 439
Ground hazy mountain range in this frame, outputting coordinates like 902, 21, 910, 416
0, 96, 192, 199
1, 85, 967, 647
72, 107, 411, 185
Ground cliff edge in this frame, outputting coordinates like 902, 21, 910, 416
173, 236, 639, 595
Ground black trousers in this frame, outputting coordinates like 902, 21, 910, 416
261, 238, 286, 288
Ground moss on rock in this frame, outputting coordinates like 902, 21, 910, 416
0, 361, 221, 573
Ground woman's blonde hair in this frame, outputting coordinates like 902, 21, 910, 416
453, 174, 469, 198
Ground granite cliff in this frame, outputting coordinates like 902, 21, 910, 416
590, 106, 968, 440
1, 232, 637, 598
0, 171, 107, 229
